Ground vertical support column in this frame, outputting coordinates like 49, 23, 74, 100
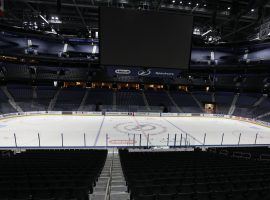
127, 133, 130, 146
14, 133, 17, 147
185, 133, 188, 148
221, 133, 224, 146
139, 134, 142, 147
238, 133, 242, 146
38, 133, 41, 147
255, 133, 258, 145
174, 134, 177, 147
61, 133, 64, 147
106, 134, 108, 147
167, 134, 170, 146
203, 133, 206, 146
84, 133, 86, 147
180, 134, 182, 147
147, 134, 149, 148
133, 134, 135, 146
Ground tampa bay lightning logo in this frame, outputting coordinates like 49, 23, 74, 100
138, 69, 151, 76
114, 122, 167, 135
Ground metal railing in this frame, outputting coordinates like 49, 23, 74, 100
104, 148, 115, 200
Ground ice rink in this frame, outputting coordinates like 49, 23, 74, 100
0, 115, 269, 147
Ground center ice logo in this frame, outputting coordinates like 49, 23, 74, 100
114, 122, 167, 135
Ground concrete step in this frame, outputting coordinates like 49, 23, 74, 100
102, 167, 111, 170
111, 177, 125, 182
94, 187, 107, 192
100, 172, 110, 176
112, 167, 122, 170
92, 151, 129, 200
110, 192, 130, 200
112, 176, 124, 179
111, 186, 128, 192
112, 172, 123, 176
96, 182, 108, 187
101, 170, 111, 173
111, 180, 126, 186
112, 169, 122, 172
99, 176, 110, 180
90, 194, 106, 200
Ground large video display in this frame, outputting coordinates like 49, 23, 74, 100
100, 7, 193, 69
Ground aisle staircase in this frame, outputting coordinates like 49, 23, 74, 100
78, 89, 89, 111
166, 91, 182, 112
142, 91, 150, 111
113, 91, 117, 111
48, 88, 61, 111
33, 86, 37, 99
229, 93, 239, 115
91, 149, 129, 200
1, 86, 23, 112
253, 95, 267, 107
190, 92, 204, 112
257, 112, 270, 120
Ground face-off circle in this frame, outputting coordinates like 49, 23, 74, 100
114, 122, 167, 135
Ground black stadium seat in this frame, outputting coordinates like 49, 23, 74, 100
0, 149, 107, 200
119, 149, 270, 200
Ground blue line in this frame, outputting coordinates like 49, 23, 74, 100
163, 117, 203, 145
94, 116, 106, 146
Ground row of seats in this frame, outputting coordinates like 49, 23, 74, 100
209, 146, 270, 160
119, 149, 270, 200
1, 84, 269, 119
134, 188, 270, 200
0, 149, 107, 200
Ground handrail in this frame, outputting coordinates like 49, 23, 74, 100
104, 148, 114, 200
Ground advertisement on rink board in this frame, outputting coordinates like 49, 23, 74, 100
0, 111, 269, 128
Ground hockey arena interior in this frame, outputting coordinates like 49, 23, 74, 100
0, 0, 270, 200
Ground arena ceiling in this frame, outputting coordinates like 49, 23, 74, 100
1, 0, 270, 43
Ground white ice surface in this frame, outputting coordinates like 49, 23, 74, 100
0, 115, 269, 147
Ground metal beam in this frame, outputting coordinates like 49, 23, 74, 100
13, 0, 98, 9
73, 0, 88, 30
223, 0, 270, 39
223, 21, 257, 39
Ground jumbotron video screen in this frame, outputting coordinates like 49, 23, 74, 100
100, 7, 193, 69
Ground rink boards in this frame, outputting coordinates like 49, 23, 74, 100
0, 111, 269, 148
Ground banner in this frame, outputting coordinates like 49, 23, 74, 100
105, 112, 129, 116
107, 66, 181, 78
